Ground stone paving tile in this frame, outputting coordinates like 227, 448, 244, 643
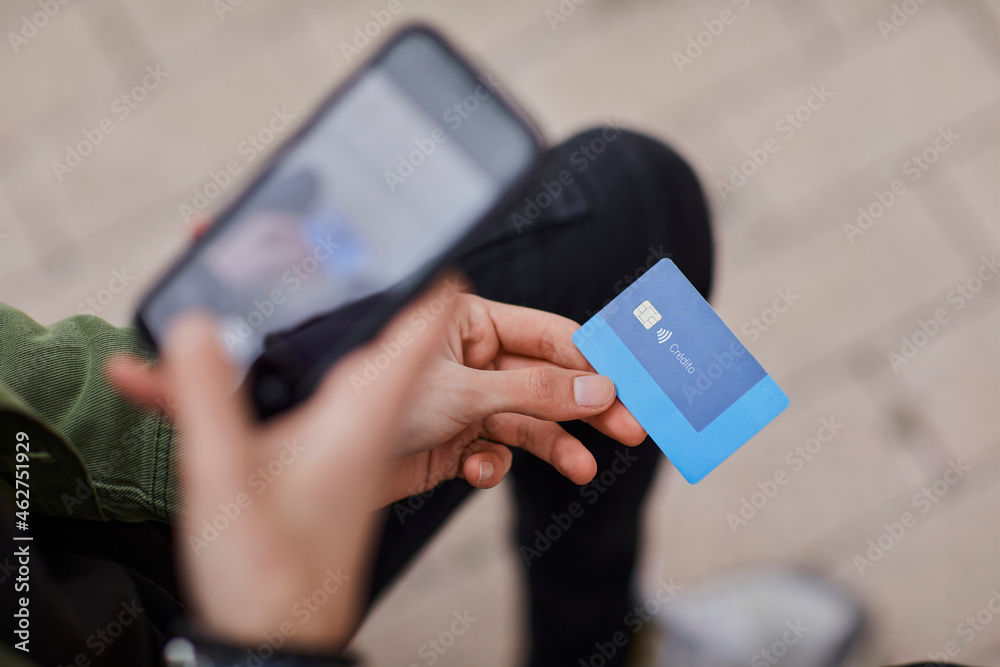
415, 0, 557, 58
505, 1, 833, 141
642, 375, 927, 583
714, 6, 999, 226
827, 481, 1000, 666
0, 5, 122, 136
893, 309, 1000, 463
44, 52, 306, 238
816, 0, 943, 35
1, 202, 187, 326
632, 98, 792, 248
350, 485, 523, 666
945, 129, 1000, 248
0, 143, 84, 272
715, 103, 997, 285
711, 193, 972, 382
0, 183, 40, 281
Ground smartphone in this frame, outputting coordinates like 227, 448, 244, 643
135, 25, 542, 417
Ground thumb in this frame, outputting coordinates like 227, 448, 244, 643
465, 366, 617, 423
162, 315, 252, 516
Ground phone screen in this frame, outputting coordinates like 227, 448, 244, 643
140, 28, 538, 381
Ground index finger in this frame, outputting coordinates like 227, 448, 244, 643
483, 300, 591, 371
493, 352, 647, 447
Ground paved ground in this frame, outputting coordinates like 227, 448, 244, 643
0, 0, 997, 665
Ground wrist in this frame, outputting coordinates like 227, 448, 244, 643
164, 624, 359, 667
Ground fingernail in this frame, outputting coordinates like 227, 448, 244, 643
574, 375, 614, 408
478, 460, 494, 484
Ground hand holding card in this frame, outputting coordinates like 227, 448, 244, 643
573, 259, 789, 483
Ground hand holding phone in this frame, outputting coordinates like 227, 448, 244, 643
136, 26, 542, 416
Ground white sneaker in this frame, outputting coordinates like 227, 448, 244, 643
653, 569, 865, 667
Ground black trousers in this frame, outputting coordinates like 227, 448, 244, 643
2, 128, 714, 667
10, 131, 975, 667
369, 127, 714, 667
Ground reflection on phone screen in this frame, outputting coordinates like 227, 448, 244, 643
143, 30, 537, 377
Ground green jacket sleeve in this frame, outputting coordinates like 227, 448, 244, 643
0, 642, 40, 667
0, 303, 179, 522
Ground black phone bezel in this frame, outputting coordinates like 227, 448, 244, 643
133, 23, 544, 415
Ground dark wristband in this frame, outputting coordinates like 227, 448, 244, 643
163, 626, 358, 667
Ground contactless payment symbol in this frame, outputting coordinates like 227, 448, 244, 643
633, 300, 662, 329
656, 328, 672, 344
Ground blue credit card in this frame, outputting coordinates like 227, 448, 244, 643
573, 259, 789, 483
